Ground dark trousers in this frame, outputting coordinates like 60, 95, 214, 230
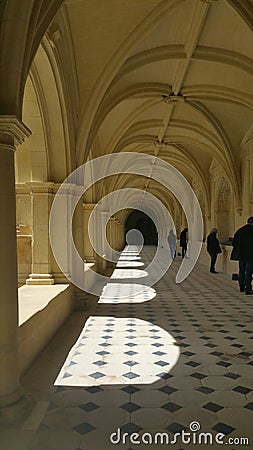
239, 260, 253, 292
209, 252, 217, 272
181, 245, 187, 258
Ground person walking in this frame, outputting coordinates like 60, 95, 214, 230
207, 228, 222, 273
230, 217, 253, 295
168, 229, 177, 259
180, 227, 188, 258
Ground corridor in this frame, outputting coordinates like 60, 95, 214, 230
3, 246, 253, 450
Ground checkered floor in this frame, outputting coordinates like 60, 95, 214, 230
14, 247, 253, 449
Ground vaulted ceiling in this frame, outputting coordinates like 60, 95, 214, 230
17, 0, 253, 221
65, 0, 253, 204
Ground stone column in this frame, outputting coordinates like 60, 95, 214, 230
83, 203, 96, 263
118, 222, 124, 250
50, 184, 72, 284
94, 210, 107, 272
112, 219, 117, 251
245, 158, 251, 216
112, 217, 118, 250
106, 217, 115, 266
65, 187, 85, 307
26, 183, 54, 285
106, 217, 112, 249
0, 116, 33, 422
117, 222, 120, 251
115, 219, 124, 251
71, 187, 85, 294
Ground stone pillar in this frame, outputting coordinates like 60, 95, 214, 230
106, 217, 116, 266
0, 116, 33, 423
26, 183, 54, 285
62, 187, 85, 306
17, 234, 32, 286
72, 188, 85, 293
112, 218, 119, 250
73, 191, 85, 263
83, 203, 96, 263
100, 211, 111, 263
119, 222, 124, 250
115, 219, 124, 251
94, 210, 107, 272
113, 219, 118, 251
245, 158, 251, 216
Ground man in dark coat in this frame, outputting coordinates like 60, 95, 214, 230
180, 227, 188, 258
231, 217, 253, 295
207, 228, 222, 273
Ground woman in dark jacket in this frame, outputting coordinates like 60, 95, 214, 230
207, 228, 222, 273
180, 227, 188, 258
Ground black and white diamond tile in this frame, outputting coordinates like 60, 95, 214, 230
55, 319, 179, 387
28, 246, 253, 450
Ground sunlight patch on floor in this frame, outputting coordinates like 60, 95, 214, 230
116, 260, 144, 267
98, 283, 156, 303
54, 316, 179, 387
111, 268, 148, 279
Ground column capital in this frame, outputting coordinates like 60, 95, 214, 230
0, 116, 31, 146
25, 181, 55, 194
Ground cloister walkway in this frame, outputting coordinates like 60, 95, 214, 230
2, 246, 253, 450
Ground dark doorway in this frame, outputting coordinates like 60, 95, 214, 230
125, 210, 158, 245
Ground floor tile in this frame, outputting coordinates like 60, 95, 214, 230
14, 247, 253, 449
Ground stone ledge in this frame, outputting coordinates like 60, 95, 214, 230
18, 284, 73, 375
18, 285, 71, 325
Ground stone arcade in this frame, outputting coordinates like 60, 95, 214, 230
0, 1, 253, 449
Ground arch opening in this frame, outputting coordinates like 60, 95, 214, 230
125, 210, 158, 246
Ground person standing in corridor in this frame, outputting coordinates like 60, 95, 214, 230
207, 228, 222, 273
168, 229, 177, 260
180, 227, 188, 258
230, 217, 253, 295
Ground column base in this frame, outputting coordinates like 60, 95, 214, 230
0, 388, 35, 425
52, 272, 71, 284
26, 273, 55, 285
